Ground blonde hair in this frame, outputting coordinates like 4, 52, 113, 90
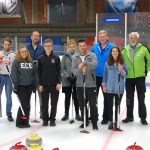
44, 38, 53, 45
16, 45, 32, 62
67, 39, 77, 48
129, 32, 140, 39
98, 30, 108, 35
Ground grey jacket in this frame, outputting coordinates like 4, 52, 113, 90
61, 52, 76, 87
11, 59, 36, 86
72, 51, 97, 87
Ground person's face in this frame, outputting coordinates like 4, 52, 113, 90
111, 47, 119, 60
44, 42, 53, 54
68, 44, 76, 53
3, 41, 11, 51
78, 42, 87, 54
20, 47, 28, 59
98, 33, 108, 44
31, 32, 40, 44
129, 35, 139, 47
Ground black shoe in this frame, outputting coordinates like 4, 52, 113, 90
16, 124, 26, 128
79, 122, 89, 128
101, 120, 108, 124
50, 120, 56, 126
25, 124, 31, 128
140, 119, 148, 125
16, 124, 29, 128
75, 114, 82, 121
108, 122, 113, 130
42, 121, 48, 126
122, 118, 134, 123
61, 114, 69, 121
8, 116, 14, 122
92, 123, 98, 130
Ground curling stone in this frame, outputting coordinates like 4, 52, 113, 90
9, 142, 27, 150
126, 142, 144, 150
26, 134, 42, 146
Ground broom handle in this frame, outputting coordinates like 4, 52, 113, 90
6, 65, 26, 116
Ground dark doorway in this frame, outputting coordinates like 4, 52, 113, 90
49, 0, 77, 24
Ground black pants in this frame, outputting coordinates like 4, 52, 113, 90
77, 87, 98, 124
96, 76, 108, 121
16, 84, 33, 126
125, 77, 147, 119
106, 93, 123, 122
62, 86, 79, 115
41, 86, 59, 122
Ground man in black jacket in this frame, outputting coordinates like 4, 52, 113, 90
38, 39, 61, 127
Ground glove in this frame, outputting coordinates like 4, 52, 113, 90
13, 85, 18, 94
67, 76, 77, 85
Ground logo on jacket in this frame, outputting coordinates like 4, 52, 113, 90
51, 59, 55, 63
20, 63, 32, 69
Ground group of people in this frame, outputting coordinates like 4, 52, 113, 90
0, 30, 150, 131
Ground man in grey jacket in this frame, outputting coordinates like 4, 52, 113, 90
72, 39, 98, 130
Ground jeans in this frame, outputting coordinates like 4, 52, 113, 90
0, 75, 12, 116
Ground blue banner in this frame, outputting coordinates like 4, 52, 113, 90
105, 0, 138, 14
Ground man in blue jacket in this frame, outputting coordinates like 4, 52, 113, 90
27, 31, 44, 119
92, 30, 114, 124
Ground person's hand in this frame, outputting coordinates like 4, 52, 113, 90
56, 84, 61, 91
82, 65, 86, 73
118, 63, 123, 73
39, 85, 43, 92
102, 84, 106, 93
78, 63, 84, 70
13, 85, 18, 94
0, 54, 3, 64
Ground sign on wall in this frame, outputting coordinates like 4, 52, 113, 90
0, 0, 20, 18
105, 0, 138, 14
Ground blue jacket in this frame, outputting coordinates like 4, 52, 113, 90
102, 63, 127, 94
27, 43, 44, 61
92, 42, 114, 77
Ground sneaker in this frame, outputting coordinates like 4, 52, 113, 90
8, 116, 14, 122
122, 118, 134, 123
50, 120, 56, 126
101, 120, 108, 124
42, 121, 48, 126
92, 123, 98, 130
140, 119, 148, 125
75, 114, 82, 121
79, 122, 89, 128
61, 114, 69, 121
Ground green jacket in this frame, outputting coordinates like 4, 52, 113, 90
122, 43, 150, 78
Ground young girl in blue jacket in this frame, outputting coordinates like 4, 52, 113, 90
102, 47, 127, 130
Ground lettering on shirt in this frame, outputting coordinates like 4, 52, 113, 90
20, 63, 33, 69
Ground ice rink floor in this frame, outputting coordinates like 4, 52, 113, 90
0, 83, 150, 150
